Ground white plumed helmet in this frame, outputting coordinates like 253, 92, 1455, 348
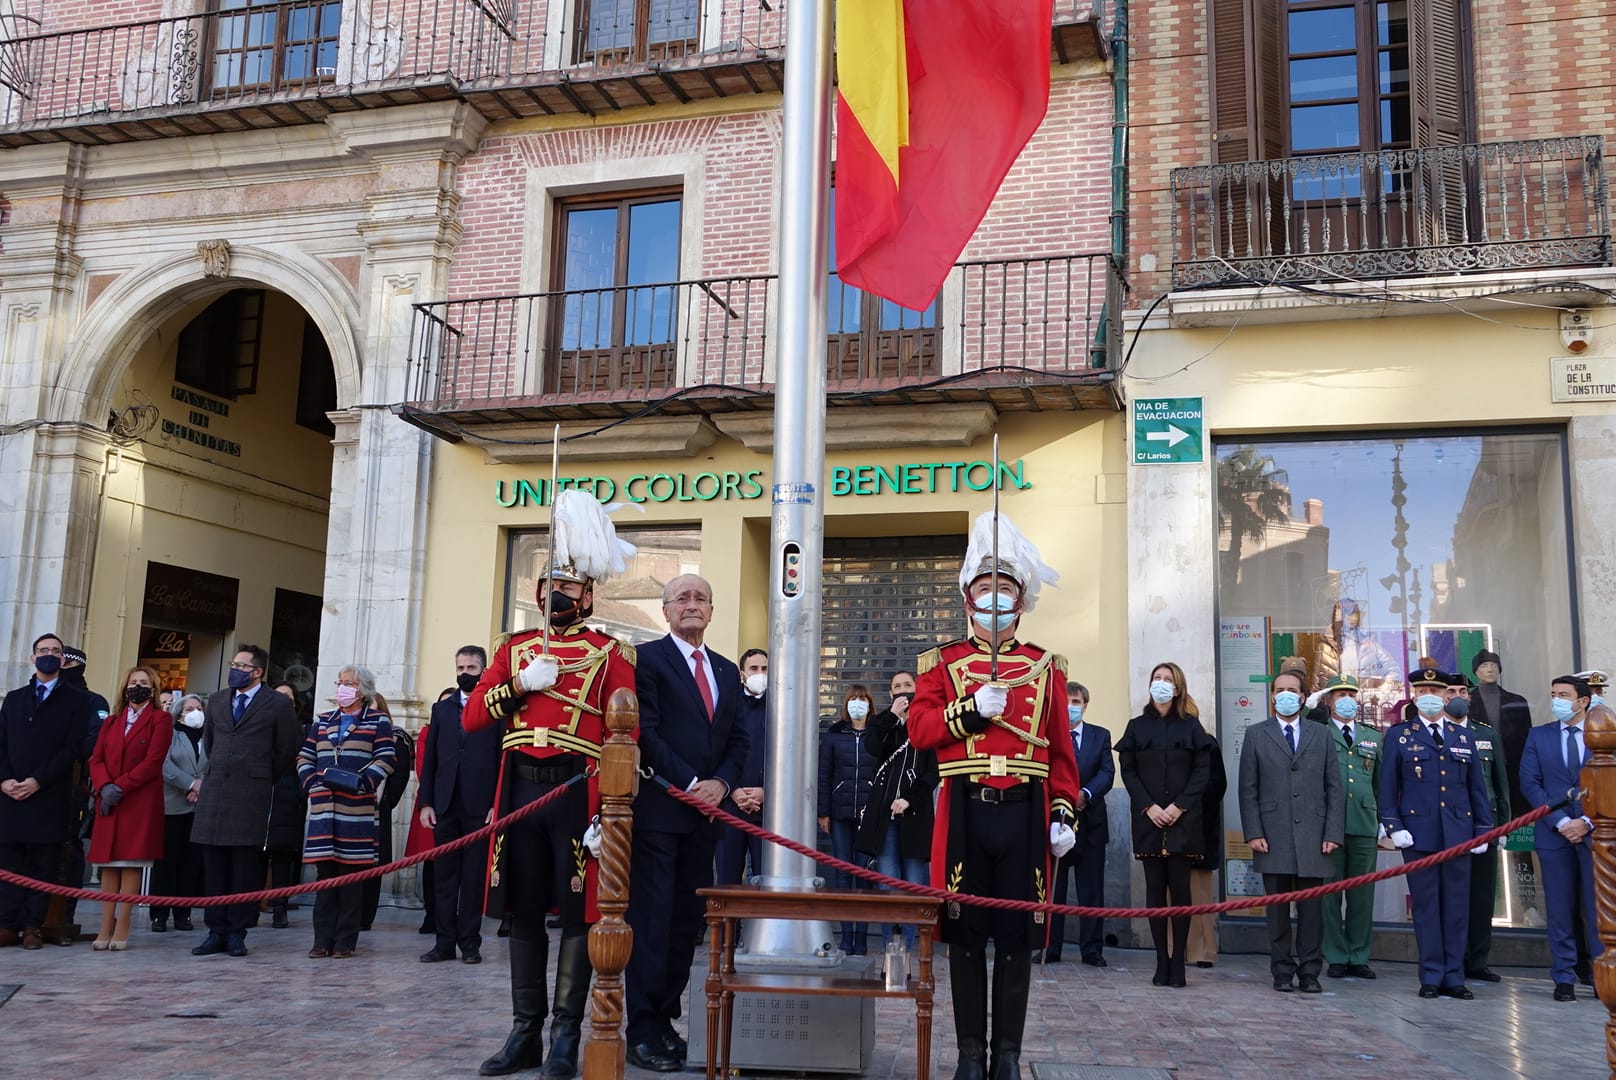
958, 510, 1059, 613
549, 489, 638, 586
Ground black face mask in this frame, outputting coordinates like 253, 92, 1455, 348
125, 685, 154, 706
59, 667, 87, 687
546, 591, 593, 628
893, 692, 915, 707
34, 655, 62, 677
456, 672, 480, 693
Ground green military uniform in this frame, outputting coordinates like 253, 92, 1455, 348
1320, 675, 1380, 973
1462, 714, 1511, 978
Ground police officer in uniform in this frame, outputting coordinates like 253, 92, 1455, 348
1443, 670, 1510, 983
909, 511, 1080, 1080
1378, 667, 1493, 999
1317, 674, 1381, 980
463, 492, 638, 1078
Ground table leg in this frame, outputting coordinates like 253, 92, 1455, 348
721, 916, 737, 1077
916, 923, 934, 1080
705, 909, 723, 1080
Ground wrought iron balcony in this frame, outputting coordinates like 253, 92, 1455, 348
397, 253, 1122, 437
1170, 137, 1611, 290
0, 0, 1108, 146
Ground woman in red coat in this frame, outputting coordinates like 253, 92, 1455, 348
87, 665, 171, 950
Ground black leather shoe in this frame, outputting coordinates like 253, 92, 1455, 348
659, 1030, 688, 1062
1273, 978, 1294, 992
173, 914, 194, 932
150, 918, 167, 934
1347, 964, 1376, 980
1418, 985, 1439, 999
192, 935, 228, 956
462, 948, 482, 965
1298, 977, 1323, 994
1466, 968, 1502, 983
1554, 983, 1577, 1002
272, 912, 290, 929
626, 1043, 681, 1072
1440, 985, 1474, 1000
1081, 954, 1106, 967
419, 947, 456, 963
226, 937, 249, 958
1325, 963, 1348, 978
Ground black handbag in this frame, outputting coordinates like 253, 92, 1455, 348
319, 767, 367, 795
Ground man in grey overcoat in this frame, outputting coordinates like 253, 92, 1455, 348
1239, 669, 1345, 993
189, 644, 300, 957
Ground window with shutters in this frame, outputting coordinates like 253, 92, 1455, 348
174, 289, 264, 399
819, 535, 966, 722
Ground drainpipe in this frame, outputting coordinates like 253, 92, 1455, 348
1090, 0, 1128, 368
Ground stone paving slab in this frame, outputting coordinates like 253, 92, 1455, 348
0, 906, 1605, 1079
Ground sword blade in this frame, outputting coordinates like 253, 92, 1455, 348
990, 432, 1000, 684
541, 422, 561, 658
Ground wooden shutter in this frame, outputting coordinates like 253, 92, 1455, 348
1408, 0, 1470, 248
1206, 0, 1284, 264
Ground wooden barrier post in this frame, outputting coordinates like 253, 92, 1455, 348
584, 687, 639, 1080
1582, 701, 1616, 1073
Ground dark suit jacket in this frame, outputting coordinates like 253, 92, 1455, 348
1520, 720, 1589, 852
1470, 684, 1533, 816
1071, 722, 1114, 841
632, 635, 748, 835
420, 693, 501, 819
0, 679, 93, 843
191, 682, 301, 847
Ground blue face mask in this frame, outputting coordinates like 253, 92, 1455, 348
1551, 698, 1575, 724
970, 591, 1017, 633
1273, 690, 1302, 717
1333, 696, 1359, 721
34, 654, 62, 677
227, 667, 254, 691
1148, 680, 1175, 705
1415, 694, 1445, 718
1443, 696, 1469, 719
1068, 704, 1084, 726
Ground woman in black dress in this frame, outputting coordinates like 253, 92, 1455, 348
1115, 661, 1215, 987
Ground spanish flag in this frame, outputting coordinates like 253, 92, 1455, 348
835, 0, 1053, 312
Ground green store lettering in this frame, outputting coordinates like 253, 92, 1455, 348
493, 460, 1029, 507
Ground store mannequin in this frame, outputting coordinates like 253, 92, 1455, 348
1467, 651, 1532, 818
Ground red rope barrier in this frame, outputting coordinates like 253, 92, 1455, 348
0, 771, 588, 908
657, 776, 1562, 919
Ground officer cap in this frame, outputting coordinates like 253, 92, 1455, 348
1322, 673, 1359, 694
1577, 669, 1609, 692
1408, 667, 1448, 689
1444, 670, 1472, 689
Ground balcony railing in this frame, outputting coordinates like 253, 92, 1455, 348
1170, 137, 1611, 289
0, 0, 1108, 144
401, 253, 1120, 417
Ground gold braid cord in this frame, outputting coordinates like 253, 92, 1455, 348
959, 652, 1055, 689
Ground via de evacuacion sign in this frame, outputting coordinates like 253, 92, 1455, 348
494, 458, 1031, 507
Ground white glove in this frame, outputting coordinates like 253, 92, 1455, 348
973, 684, 1008, 718
582, 817, 603, 859
1390, 829, 1414, 850
1306, 689, 1327, 711
518, 656, 560, 694
1470, 842, 1488, 855
1049, 823, 1076, 859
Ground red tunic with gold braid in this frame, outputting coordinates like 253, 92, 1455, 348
462, 622, 637, 923
908, 634, 1080, 946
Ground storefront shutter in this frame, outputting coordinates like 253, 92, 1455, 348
819, 535, 967, 722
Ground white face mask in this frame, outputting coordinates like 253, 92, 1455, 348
846, 699, 870, 721
744, 673, 768, 696
181, 709, 205, 730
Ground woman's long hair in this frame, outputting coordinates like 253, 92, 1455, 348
1146, 661, 1200, 719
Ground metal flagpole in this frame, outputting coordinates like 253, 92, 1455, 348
751, 0, 835, 963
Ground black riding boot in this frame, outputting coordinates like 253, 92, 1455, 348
480, 926, 549, 1076
542, 930, 592, 1079
988, 950, 1032, 1080
950, 945, 989, 1080
1168, 916, 1190, 987
1149, 917, 1170, 986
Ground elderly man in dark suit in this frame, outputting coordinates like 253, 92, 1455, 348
0, 633, 93, 950
1045, 679, 1114, 965
625, 574, 748, 1072
1239, 669, 1344, 993
418, 644, 501, 965
190, 643, 300, 958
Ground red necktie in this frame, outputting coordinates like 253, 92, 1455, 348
692, 650, 716, 721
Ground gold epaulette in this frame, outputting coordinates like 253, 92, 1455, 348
918, 647, 942, 675
1053, 653, 1068, 675
615, 639, 637, 666
492, 631, 512, 654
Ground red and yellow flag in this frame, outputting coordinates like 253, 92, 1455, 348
834, 0, 1053, 312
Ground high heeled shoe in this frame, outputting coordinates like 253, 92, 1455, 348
90, 939, 111, 951
108, 940, 129, 951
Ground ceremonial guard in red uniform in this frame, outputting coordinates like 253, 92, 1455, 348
464, 491, 638, 1078
909, 511, 1080, 1080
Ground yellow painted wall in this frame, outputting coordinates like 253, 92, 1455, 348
415, 409, 1135, 728
81, 290, 334, 696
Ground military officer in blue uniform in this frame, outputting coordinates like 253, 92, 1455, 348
1378, 667, 1493, 999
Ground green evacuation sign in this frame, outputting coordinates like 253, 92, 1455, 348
1132, 397, 1204, 465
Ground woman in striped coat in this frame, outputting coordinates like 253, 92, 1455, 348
297, 665, 395, 959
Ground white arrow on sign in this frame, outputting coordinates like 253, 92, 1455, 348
1145, 424, 1191, 448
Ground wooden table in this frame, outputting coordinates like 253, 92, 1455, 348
698, 885, 941, 1080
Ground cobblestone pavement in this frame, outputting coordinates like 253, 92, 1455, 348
0, 905, 1605, 1079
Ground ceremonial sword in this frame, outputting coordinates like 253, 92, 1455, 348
539, 422, 561, 660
